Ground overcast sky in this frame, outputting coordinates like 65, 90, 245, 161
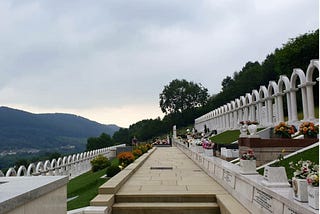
0, 0, 318, 128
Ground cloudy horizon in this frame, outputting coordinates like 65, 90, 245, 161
0, 0, 318, 127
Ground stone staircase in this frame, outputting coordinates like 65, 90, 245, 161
112, 193, 220, 214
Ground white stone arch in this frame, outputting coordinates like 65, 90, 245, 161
290, 68, 308, 121
259, 86, 269, 126
235, 98, 241, 124
251, 90, 260, 123
6, 167, 16, 177
51, 159, 59, 175
36, 162, 44, 175
240, 95, 248, 122
226, 103, 233, 129
67, 155, 73, 164
278, 75, 291, 122
268, 81, 279, 124
230, 101, 237, 128
305, 59, 319, 120
62, 156, 68, 165
27, 163, 36, 176
17, 165, 27, 176
245, 93, 254, 121
72, 154, 77, 162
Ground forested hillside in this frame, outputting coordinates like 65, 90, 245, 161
205, 30, 319, 111
0, 106, 120, 151
112, 30, 319, 144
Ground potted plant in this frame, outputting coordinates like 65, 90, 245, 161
306, 162, 319, 209
239, 149, 257, 174
289, 159, 312, 202
261, 150, 290, 187
274, 122, 295, 138
299, 122, 319, 139
202, 139, 214, 157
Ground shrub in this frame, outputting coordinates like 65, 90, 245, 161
117, 152, 135, 167
146, 143, 153, 150
106, 165, 121, 177
132, 149, 142, 159
90, 155, 111, 172
136, 144, 148, 154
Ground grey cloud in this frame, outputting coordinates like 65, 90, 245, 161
0, 0, 318, 123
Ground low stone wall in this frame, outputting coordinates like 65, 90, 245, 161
0, 176, 68, 214
1, 144, 126, 179
174, 139, 318, 214
68, 147, 157, 214
238, 137, 317, 166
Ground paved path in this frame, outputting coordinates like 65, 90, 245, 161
117, 146, 227, 196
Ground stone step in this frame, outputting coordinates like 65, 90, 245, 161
115, 193, 216, 203
112, 202, 220, 214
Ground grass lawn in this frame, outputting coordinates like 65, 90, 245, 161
67, 158, 119, 211
209, 130, 240, 144
257, 146, 319, 179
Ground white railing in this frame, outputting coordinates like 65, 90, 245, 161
0, 144, 126, 179
195, 60, 319, 133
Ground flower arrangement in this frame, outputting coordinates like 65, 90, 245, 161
289, 159, 314, 179
299, 122, 319, 138
274, 122, 295, 138
132, 149, 142, 159
117, 152, 135, 167
240, 149, 256, 160
239, 121, 259, 125
202, 139, 213, 149
307, 171, 319, 187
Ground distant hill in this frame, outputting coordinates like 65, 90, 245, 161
0, 106, 120, 152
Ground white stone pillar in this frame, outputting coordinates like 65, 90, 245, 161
305, 81, 316, 120
298, 84, 308, 121
243, 106, 248, 122
234, 111, 238, 128
277, 93, 284, 123
266, 98, 273, 125
290, 88, 299, 122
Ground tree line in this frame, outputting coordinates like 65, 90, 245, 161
91, 30, 319, 147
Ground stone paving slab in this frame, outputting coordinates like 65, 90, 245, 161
117, 147, 227, 196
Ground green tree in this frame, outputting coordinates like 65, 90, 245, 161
159, 79, 209, 114
86, 133, 113, 151
113, 128, 130, 145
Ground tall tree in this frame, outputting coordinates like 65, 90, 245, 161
86, 133, 113, 151
159, 79, 209, 114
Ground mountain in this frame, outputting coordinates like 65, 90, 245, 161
0, 106, 120, 152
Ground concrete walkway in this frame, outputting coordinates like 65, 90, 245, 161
116, 147, 227, 196
108, 146, 250, 213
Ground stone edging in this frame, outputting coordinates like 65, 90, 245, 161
0, 176, 68, 214
97, 147, 157, 194
175, 140, 318, 214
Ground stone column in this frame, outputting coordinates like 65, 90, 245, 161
243, 106, 248, 122
276, 92, 285, 123
173, 125, 177, 139
305, 81, 317, 121
284, 89, 292, 122
234, 110, 238, 128
266, 98, 273, 125
290, 88, 299, 122
298, 83, 308, 121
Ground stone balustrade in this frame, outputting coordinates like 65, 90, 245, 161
195, 60, 319, 133
174, 139, 318, 214
0, 144, 126, 179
